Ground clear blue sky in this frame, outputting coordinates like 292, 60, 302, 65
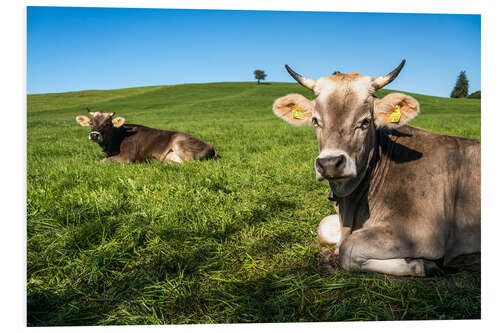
27, 7, 480, 97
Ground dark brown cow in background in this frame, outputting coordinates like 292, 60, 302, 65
76, 109, 217, 163
273, 60, 480, 276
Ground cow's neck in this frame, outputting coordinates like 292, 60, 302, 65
98, 126, 126, 156
336, 128, 397, 231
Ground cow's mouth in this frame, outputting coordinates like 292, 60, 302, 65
318, 175, 352, 183
330, 176, 351, 182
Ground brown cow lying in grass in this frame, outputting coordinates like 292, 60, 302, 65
75, 109, 217, 163
273, 61, 480, 276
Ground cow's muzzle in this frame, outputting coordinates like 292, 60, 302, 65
315, 151, 356, 181
89, 131, 103, 142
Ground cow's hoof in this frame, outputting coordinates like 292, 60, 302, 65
320, 246, 341, 273
320, 246, 336, 261
423, 260, 445, 277
321, 262, 339, 273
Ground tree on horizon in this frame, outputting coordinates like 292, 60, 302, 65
450, 71, 469, 98
467, 90, 481, 99
254, 70, 267, 84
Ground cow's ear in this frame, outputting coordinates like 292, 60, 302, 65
112, 117, 125, 128
76, 115, 91, 126
374, 93, 419, 129
273, 93, 314, 126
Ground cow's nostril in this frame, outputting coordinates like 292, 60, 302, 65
334, 155, 346, 171
316, 159, 325, 174
89, 131, 101, 141
317, 154, 348, 178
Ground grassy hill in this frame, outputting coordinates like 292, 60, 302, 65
27, 82, 481, 325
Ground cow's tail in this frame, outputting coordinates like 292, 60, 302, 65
211, 146, 219, 160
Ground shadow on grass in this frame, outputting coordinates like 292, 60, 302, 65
27, 255, 481, 325
27, 196, 301, 326
27, 185, 480, 325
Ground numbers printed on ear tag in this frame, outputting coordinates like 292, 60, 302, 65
389, 105, 401, 123
292, 107, 305, 120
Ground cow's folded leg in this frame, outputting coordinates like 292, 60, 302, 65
101, 155, 129, 163
161, 147, 183, 163
338, 227, 442, 277
356, 258, 443, 277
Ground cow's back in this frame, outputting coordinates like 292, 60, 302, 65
118, 124, 175, 161
120, 124, 215, 162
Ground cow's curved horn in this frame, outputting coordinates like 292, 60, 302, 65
109, 112, 115, 117
373, 59, 406, 90
285, 64, 316, 90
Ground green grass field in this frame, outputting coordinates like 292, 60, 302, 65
27, 82, 481, 325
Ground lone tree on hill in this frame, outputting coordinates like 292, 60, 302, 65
254, 70, 267, 84
450, 71, 469, 98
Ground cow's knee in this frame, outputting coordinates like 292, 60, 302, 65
337, 233, 381, 270
338, 236, 365, 270
338, 237, 442, 276
317, 214, 341, 245
162, 149, 183, 163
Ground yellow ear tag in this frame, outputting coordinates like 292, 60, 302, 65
82, 119, 89, 125
292, 107, 305, 120
389, 105, 401, 123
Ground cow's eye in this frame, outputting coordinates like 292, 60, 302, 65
360, 118, 371, 129
312, 117, 320, 128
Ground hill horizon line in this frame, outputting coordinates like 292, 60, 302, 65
27, 81, 462, 99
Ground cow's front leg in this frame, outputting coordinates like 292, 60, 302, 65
338, 227, 442, 277
101, 155, 130, 163
318, 214, 350, 272
318, 215, 342, 246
